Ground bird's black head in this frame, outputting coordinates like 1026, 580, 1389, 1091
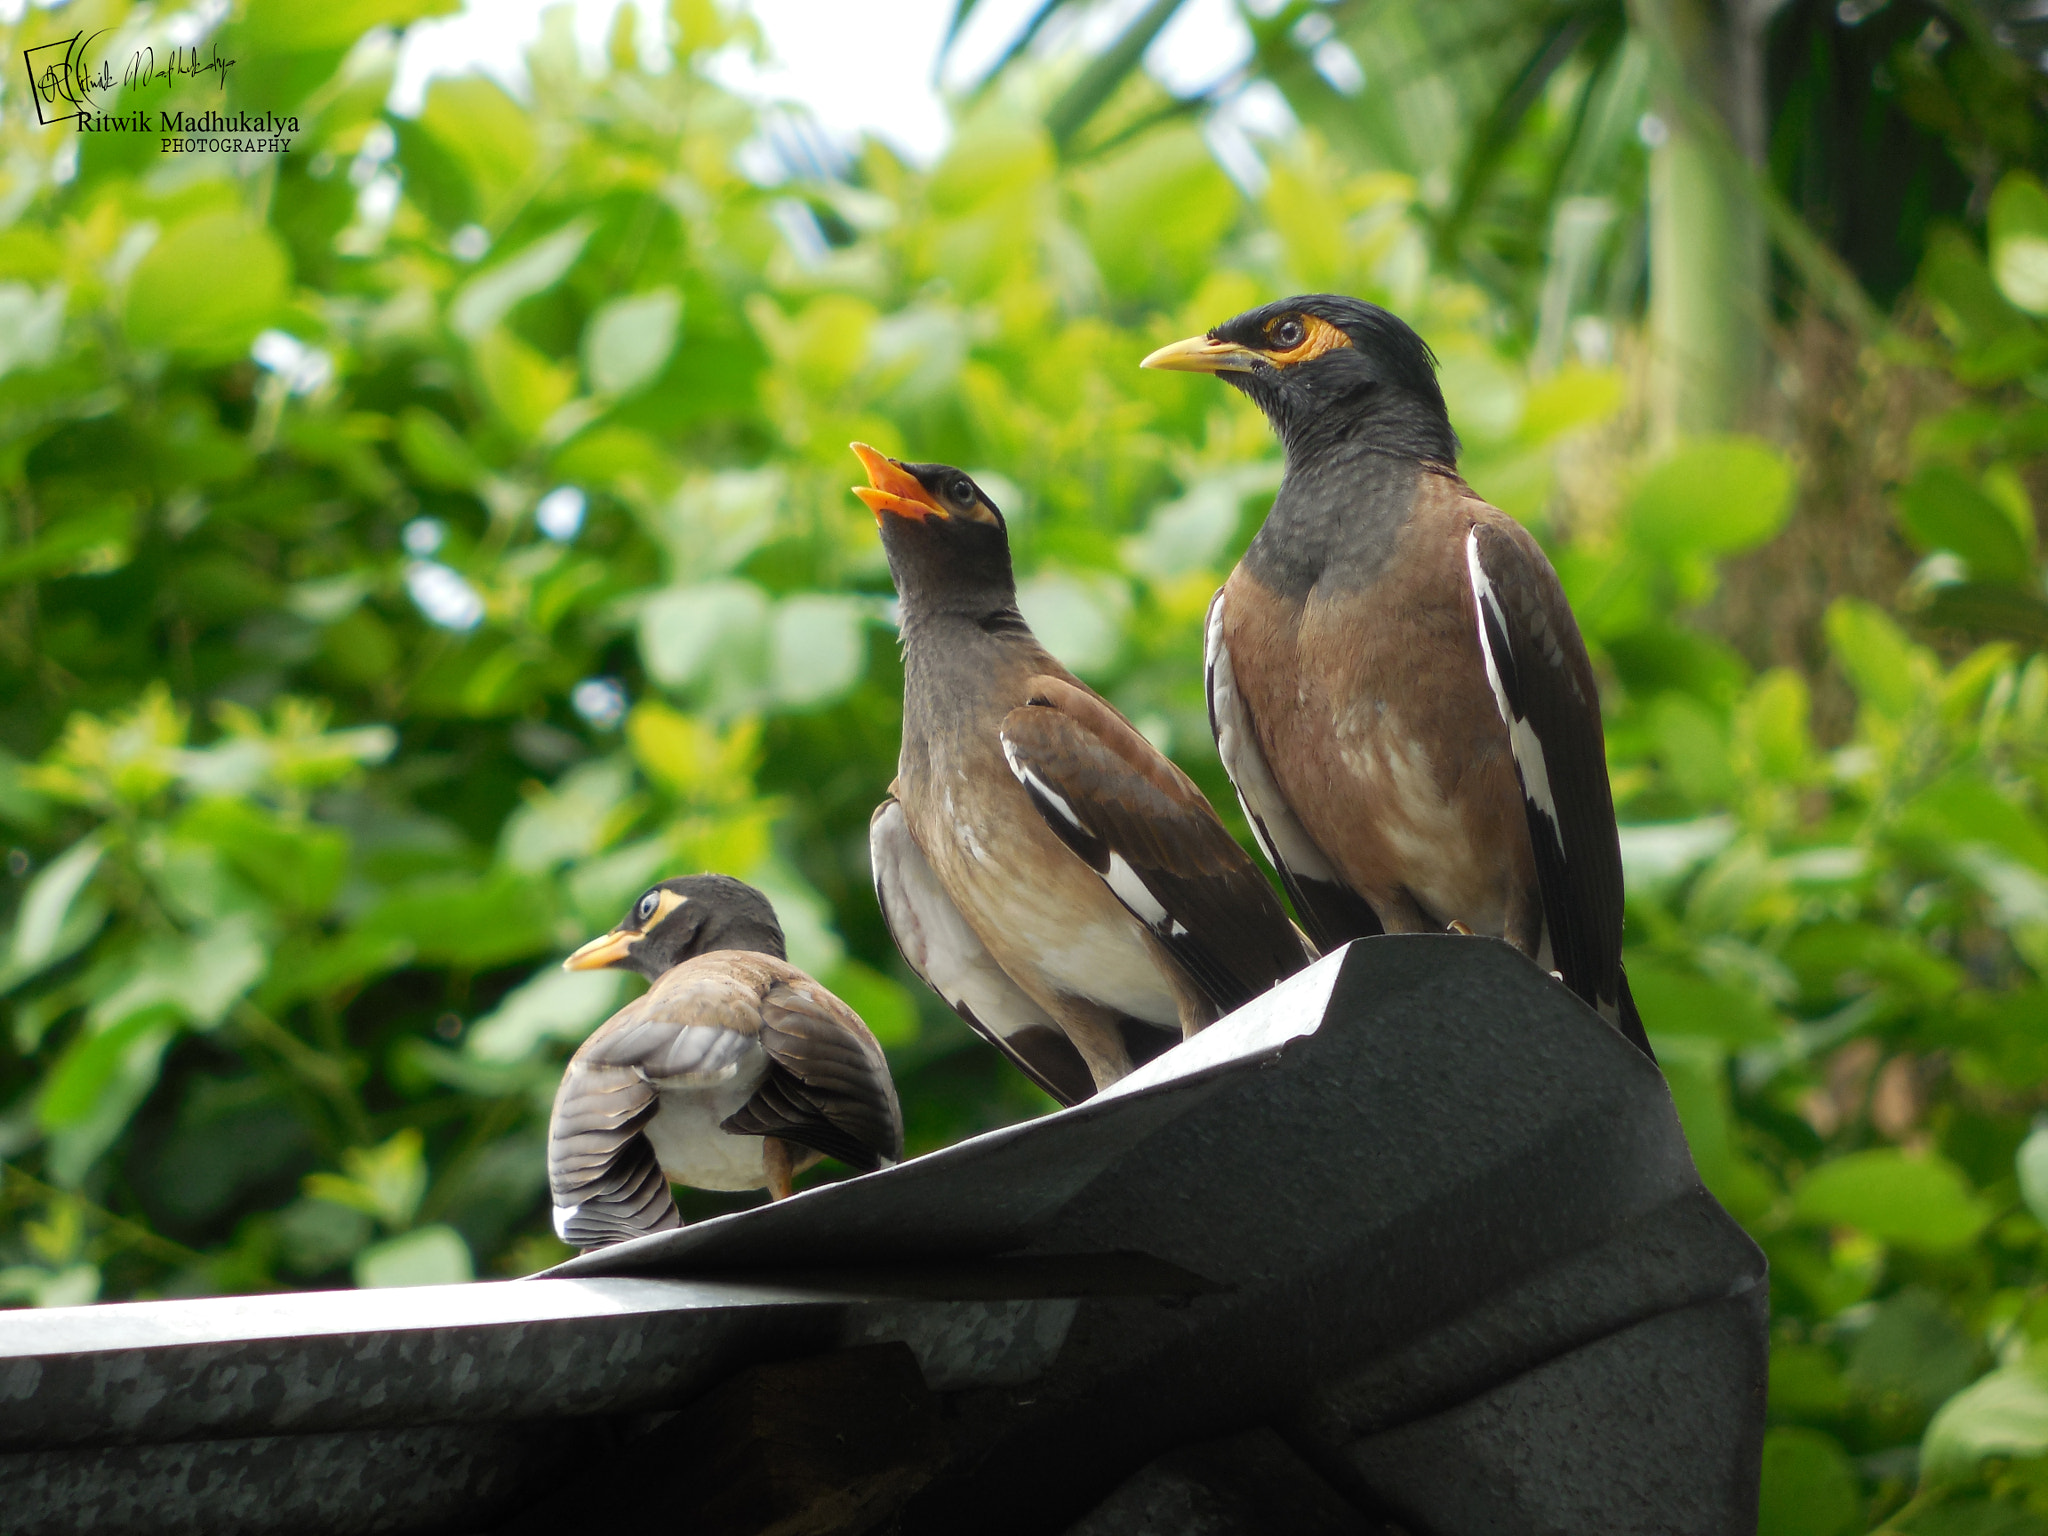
1141, 295, 1458, 465
562, 873, 787, 979
851, 443, 1023, 633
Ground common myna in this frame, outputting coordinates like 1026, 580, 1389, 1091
548, 874, 904, 1248
1141, 295, 1651, 1056
853, 444, 1311, 1103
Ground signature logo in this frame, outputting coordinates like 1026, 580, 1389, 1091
21, 30, 235, 127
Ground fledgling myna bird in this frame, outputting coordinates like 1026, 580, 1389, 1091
853, 443, 1311, 1105
548, 874, 904, 1249
1141, 295, 1652, 1057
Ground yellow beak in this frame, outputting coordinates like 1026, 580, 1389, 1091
562, 928, 637, 971
1139, 333, 1264, 374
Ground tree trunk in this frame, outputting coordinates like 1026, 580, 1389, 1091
1628, 0, 1783, 441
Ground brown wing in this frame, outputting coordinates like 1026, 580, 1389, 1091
547, 973, 765, 1248
1466, 515, 1650, 1059
870, 796, 1097, 1105
1206, 585, 1383, 951
721, 967, 905, 1173
998, 674, 1311, 1015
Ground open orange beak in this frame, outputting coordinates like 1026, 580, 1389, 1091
851, 442, 945, 523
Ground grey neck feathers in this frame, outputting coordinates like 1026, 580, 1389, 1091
1243, 444, 1428, 600
1270, 383, 1458, 468
699, 915, 787, 960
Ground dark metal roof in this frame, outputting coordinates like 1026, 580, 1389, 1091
0, 936, 1767, 1535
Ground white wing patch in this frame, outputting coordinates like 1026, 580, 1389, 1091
999, 735, 1086, 835
1204, 590, 1339, 883
1466, 529, 1562, 850
1103, 851, 1169, 928
869, 801, 1060, 1044
552, 1203, 580, 1241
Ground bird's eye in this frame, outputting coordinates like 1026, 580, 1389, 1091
1271, 318, 1305, 349
636, 891, 659, 922
949, 477, 974, 506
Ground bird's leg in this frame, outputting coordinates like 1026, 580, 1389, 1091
1052, 995, 1138, 1091
1366, 885, 1439, 933
1503, 881, 1545, 962
1150, 945, 1220, 1040
1445, 919, 1475, 936
763, 1137, 798, 1201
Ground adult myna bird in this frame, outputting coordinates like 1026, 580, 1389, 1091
548, 874, 903, 1248
853, 443, 1311, 1104
1141, 295, 1651, 1057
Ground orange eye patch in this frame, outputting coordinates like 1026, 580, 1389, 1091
1263, 314, 1353, 369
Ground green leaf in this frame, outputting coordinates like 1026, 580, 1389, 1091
0, 504, 138, 588
1989, 173, 2048, 317
1122, 462, 1279, 580
1825, 598, 1929, 719
306, 1128, 429, 1229
639, 579, 771, 692
275, 1198, 374, 1278
1076, 127, 1239, 303
1016, 571, 1129, 676
499, 757, 635, 873
583, 288, 681, 397
1627, 957, 1779, 1045
1437, 352, 1525, 445
2017, 1127, 2048, 1229
466, 966, 628, 1063
39, 1012, 179, 1186
355, 871, 555, 971
1626, 437, 1795, 561
1846, 1288, 1983, 1413
822, 960, 919, 1050
1044, 0, 1186, 151
395, 406, 488, 491
1792, 1149, 1992, 1254
1922, 1366, 2048, 1487
39, 1007, 178, 1130
0, 1265, 102, 1308
770, 594, 870, 709
1917, 583, 2048, 648
1648, 694, 1738, 807
451, 219, 595, 341
1757, 1427, 1859, 1536
1652, 1037, 1775, 1220
415, 76, 538, 226
126, 215, 290, 362
177, 798, 349, 914
86, 917, 270, 1035
1768, 1343, 1850, 1419
1896, 463, 2032, 584
0, 282, 66, 380
352, 1224, 474, 1288
472, 328, 576, 439
1899, 771, 2048, 877
1920, 227, 2033, 350
0, 836, 104, 991
240, 0, 459, 54
1738, 669, 1814, 784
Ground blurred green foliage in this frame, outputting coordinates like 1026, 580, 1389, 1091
0, 1, 2046, 1529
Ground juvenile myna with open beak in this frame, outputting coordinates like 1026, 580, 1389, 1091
853, 444, 1310, 1103
1142, 295, 1651, 1057
548, 874, 903, 1249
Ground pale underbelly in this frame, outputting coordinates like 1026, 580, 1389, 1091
920, 784, 1180, 1027
958, 852, 1180, 1024
643, 1052, 774, 1192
